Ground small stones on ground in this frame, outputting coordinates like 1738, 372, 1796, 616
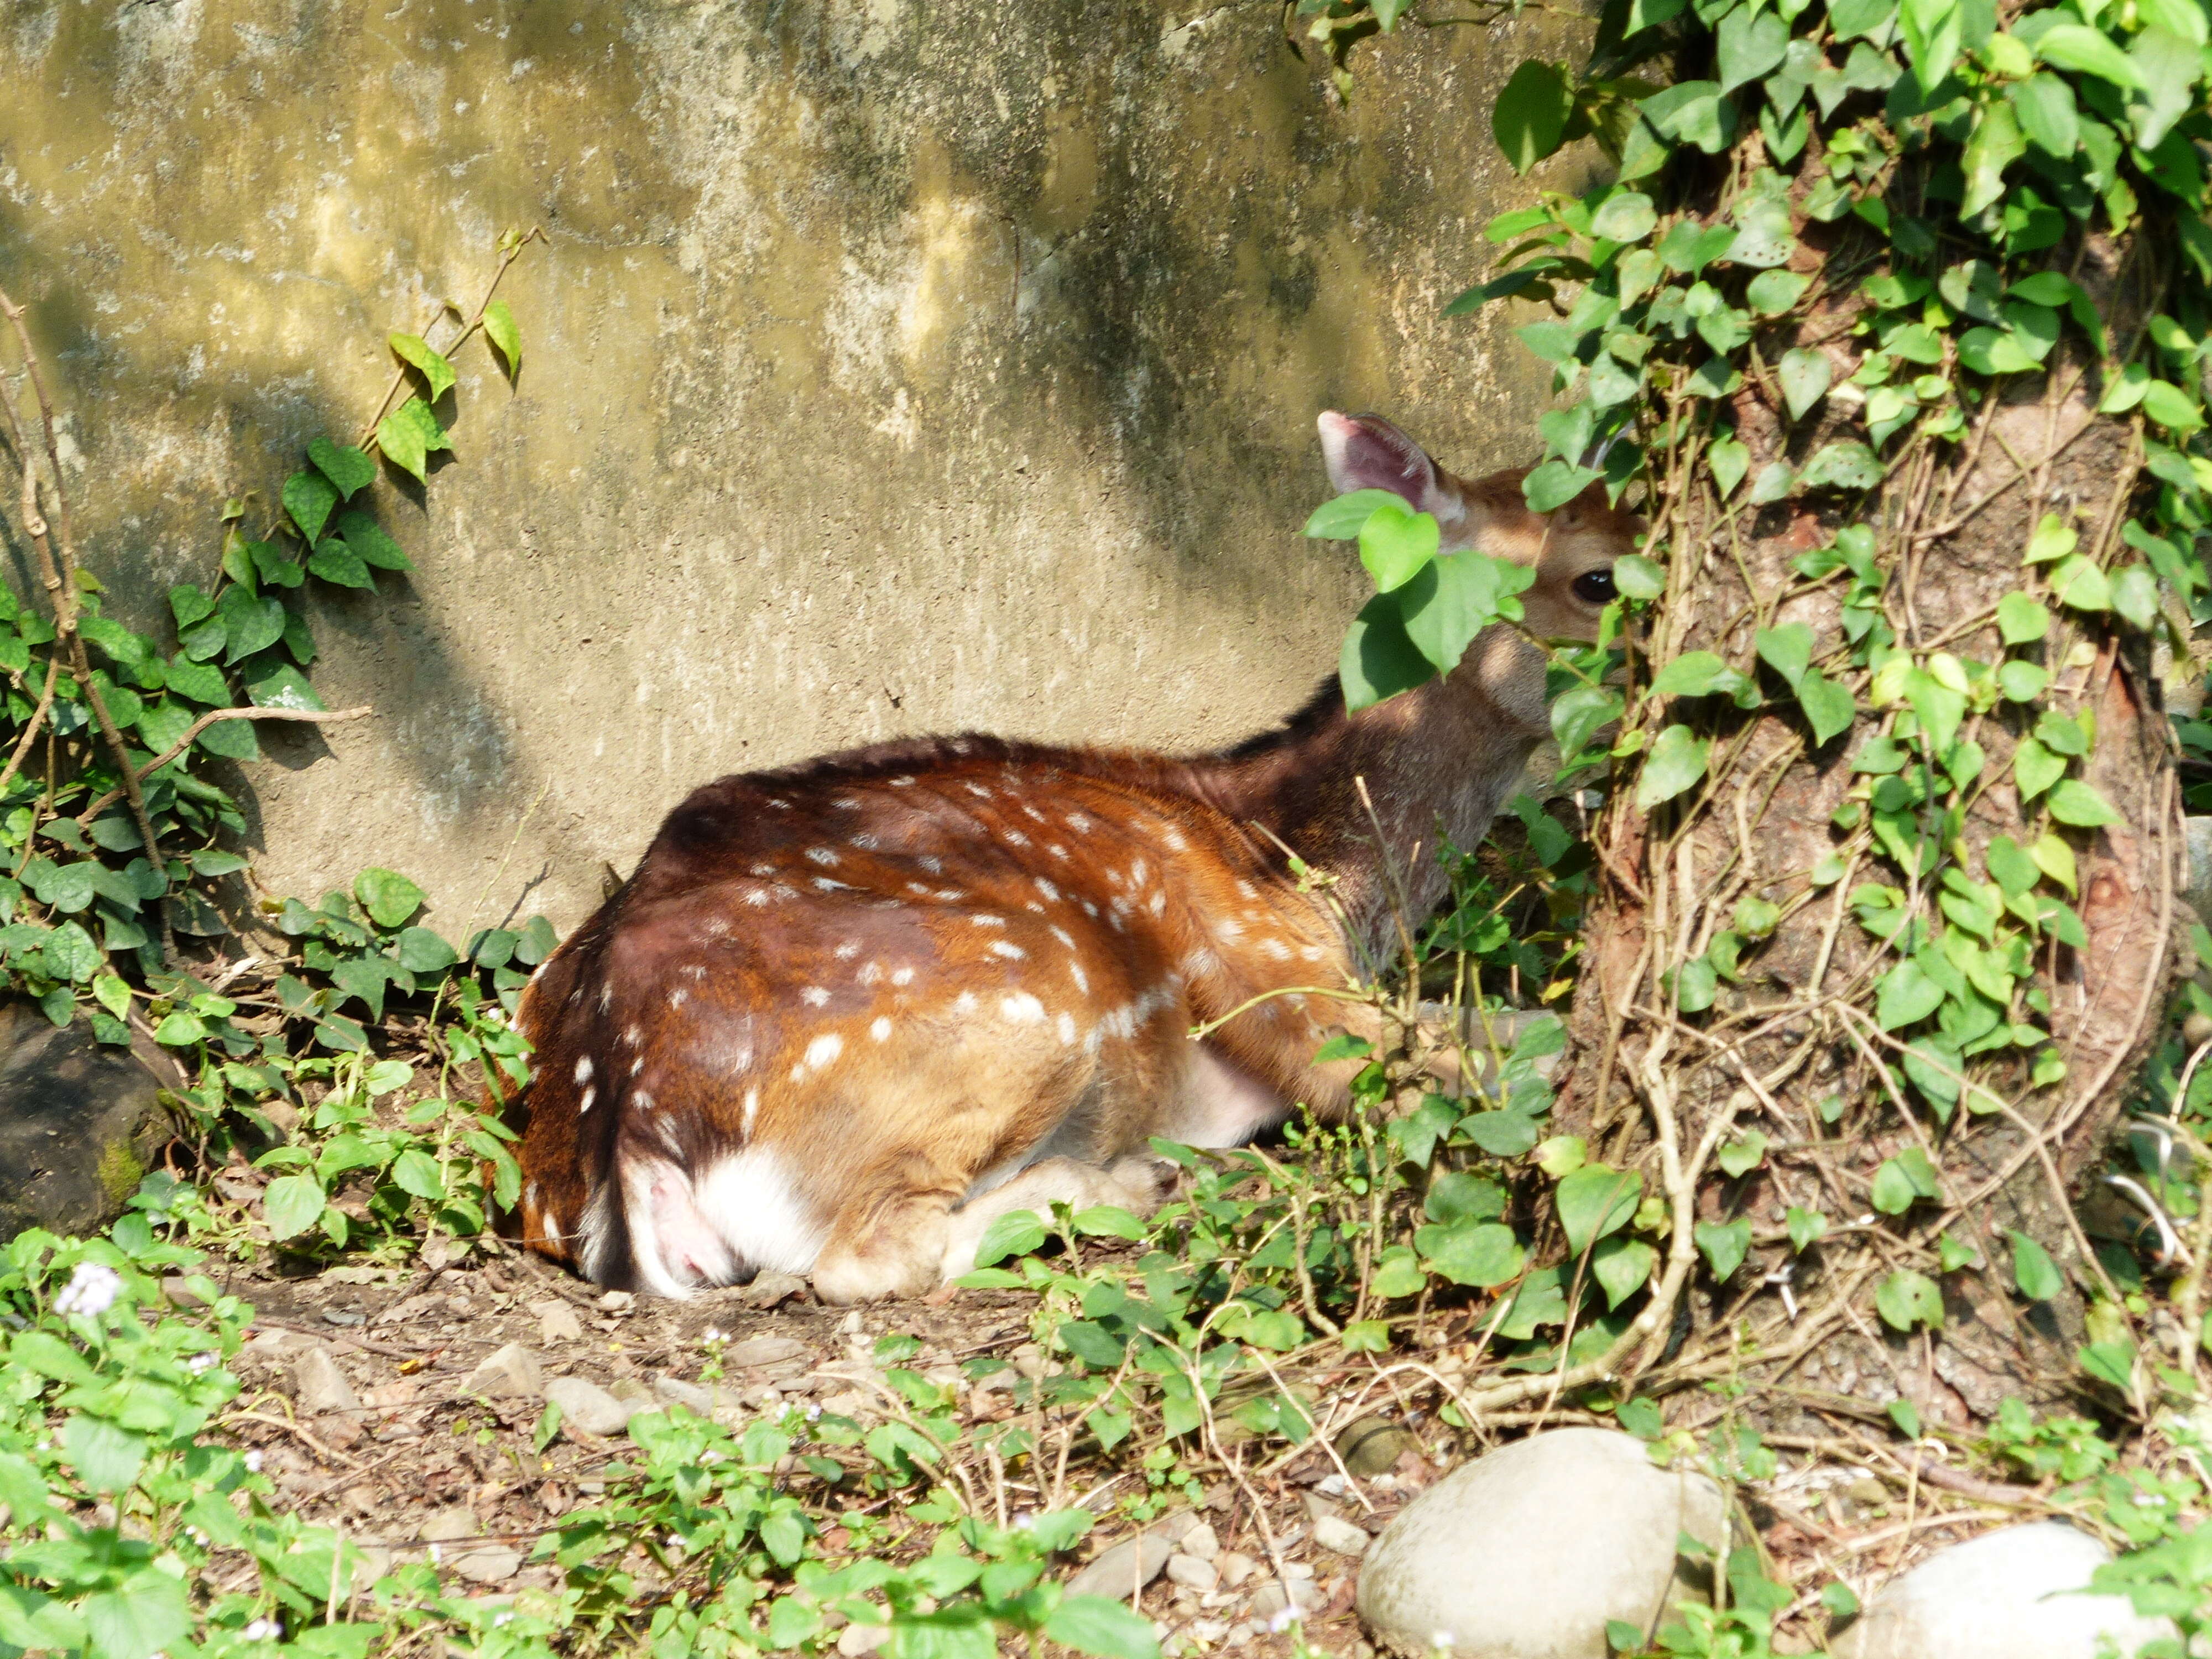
1251, 1578, 1328, 1621
532, 1298, 585, 1345
836, 1623, 889, 1657
743, 1269, 809, 1308
598, 1289, 635, 1312
1166, 1553, 1219, 1592
607, 1376, 656, 1409
655, 1375, 743, 1421
1180, 1522, 1220, 1562
292, 1347, 361, 1417
723, 1334, 810, 1368
1067, 1532, 1174, 1600
1829, 1521, 2175, 1659
451, 1542, 521, 1584
462, 1343, 545, 1400
1355, 1427, 1724, 1658
1218, 1551, 1259, 1588
1312, 1515, 1371, 1558
545, 1375, 636, 1439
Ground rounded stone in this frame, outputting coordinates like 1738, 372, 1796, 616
1829, 1522, 2172, 1659
1354, 1428, 1723, 1659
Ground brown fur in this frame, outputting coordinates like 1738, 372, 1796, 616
510, 414, 1640, 1302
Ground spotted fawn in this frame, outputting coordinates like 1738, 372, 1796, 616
510, 411, 1637, 1302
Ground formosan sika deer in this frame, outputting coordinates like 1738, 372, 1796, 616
510, 412, 1639, 1302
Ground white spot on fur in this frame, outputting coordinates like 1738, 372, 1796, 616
1149, 892, 1166, 916
767, 797, 792, 809
1237, 879, 1258, 899
972, 914, 1006, 927
814, 878, 852, 893
954, 990, 980, 1014
919, 855, 944, 875
834, 941, 860, 959
1067, 813, 1092, 832
936, 888, 966, 901
1035, 878, 1060, 901
743, 1088, 759, 1136
1260, 938, 1293, 961
1130, 858, 1147, 886
1071, 962, 1089, 993
871, 1016, 893, 1042
751, 863, 778, 877
990, 941, 1026, 960
580, 1086, 597, 1115
806, 847, 838, 866
634, 1090, 656, 1111
1050, 844, 1070, 860
965, 782, 992, 799
1216, 917, 1244, 940
632, 1056, 645, 1077
671, 989, 689, 1010
908, 881, 934, 896
1165, 829, 1188, 852
832, 797, 862, 811
1050, 925, 1076, 948
745, 888, 770, 906
1056, 1011, 1076, 1044
626, 1025, 643, 1046
1301, 945, 1326, 962
1022, 805, 1047, 823
575, 1056, 593, 1084
891, 967, 916, 987
1003, 830, 1030, 847
1081, 900, 1098, 917
599, 984, 614, 1011
851, 833, 879, 850
1000, 992, 1045, 1024
859, 961, 884, 985
801, 987, 831, 1007
803, 1033, 844, 1071
683, 963, 708, 980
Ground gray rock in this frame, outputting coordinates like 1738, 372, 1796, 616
292, 1347, 361, 1417
723, 1334, 810, 1368
1181, 1522, 1221, 1563
1067, 1533, 1174, 1600
1219, 1551, 1259, 1588
0, 1000, 171, 1244
1167, 1553, 1219, 1592
546, 1375, 636, 1438
1337, 1418, 1420, 1477
1830, 1522, 2173, 1659
1355, 1427, 1724, 1658
836, 1623, 889, 1657
2184, 816, 2212, 926
1313, 1515, 1371, 1558
655, 1373, 743, 1419
461, 1343, 545, 1400
531, 1298, 585, 1345
1253, 1578, 1328, 1621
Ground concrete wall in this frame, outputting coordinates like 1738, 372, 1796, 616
1, 0, 1597, 935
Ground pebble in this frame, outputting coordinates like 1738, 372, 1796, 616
1218, 1552, 1259, 1588
655, 1375, 743, 1421
1180, 1522, 1220, 1562
461, 1343, 544, 1400
1355, 1427, 1723, 1657
723, 1334, 811, 1368
1830, 1521, 2174, 1658
1313, 1515, 1371, 1558
546, 1375, 637, 1439
1166, 1553, 1219, 1592
532, 1299, 585, 1345
1067, 1532, 1173, 1600
293, 1347, 361, 1417
1251, 1578, 1327, 1621
743, 1269, 809, 1308
836, 1624, 889, 1656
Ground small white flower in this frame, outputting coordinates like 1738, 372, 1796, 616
242, 1618, 281, 1641
1431, 1632, 1454, 1651
53, 1262, 122, 1318
187, 1352, 217, 1374
243, 1450, 263, 1474
1265, 1610, 1296, 1634
703, 1327, 724, 1344
492, 1611, 515, 1629
429, 1543, 443, 1564
805, 1404, 822, 1421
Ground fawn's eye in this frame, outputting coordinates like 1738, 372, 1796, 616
1572, 568, 1616, 603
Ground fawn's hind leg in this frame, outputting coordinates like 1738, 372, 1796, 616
937, 1156, 1172, 1283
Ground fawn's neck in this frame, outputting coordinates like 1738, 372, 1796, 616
1186, 624, 1551, 964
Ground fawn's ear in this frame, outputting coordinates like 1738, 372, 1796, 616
1317, 411, 1466, 524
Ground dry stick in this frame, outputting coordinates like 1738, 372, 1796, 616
0, 286, 174, 959
75, 705, 374, 823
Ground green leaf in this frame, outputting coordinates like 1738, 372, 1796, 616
1650, 650, 1745, 700
1999, 659, 2050, 701
282, 469, 340, 545
1694, 1217, 1752, 1282
1777, 348, 1833, 421
1044, 1596, 1162, 1659
374, 396, 452, 484
972, 1208, 1048, 1267
1523, 458, 1603, 512
388, 331, 456, 401
2011, 72, 2080, 155
1590, 190, 1658, 242
92, 972, 131, 1020
2080, 1339, 2137, 1391
1635, 723, 1708, 810
354, 867, 425, 928
1717, 1130, 1768, 1177
1871, 1159, 1922, 1214
2047, 779, 2120, 826
1876, 958, 1945, 1029
2027, 513, 2079, 564
483, 298, 522, 377
1399, 552, 1530, 674
309, 437, 378, 501
1340, 593, 1436, 711
263, 1172, 327, 1240
81, 1568, 191, 1659
1415, 1217, 1526, 1287
1303, 489, 1405, 540
1798, 440, 1882, 490
334, 509, 413, 571
1796, 670, 1856, 747
1960, 99, 2025, 218
1958, 327, 2039, 375
2013, 735, 2065, 801
308, 540, 375, 589
1592, 1235, 1657, 1308
1709, 436, 1749, 499
1717, 4, 1788, 91
2010, 1230, 2063, 1300
1358, 500, 1439, 592
1875, 1268, 1945, 1331
1613, 552, 1666, 601
1787, 1206, 1828, 1250
1754, 622, 1813, 689
218, 588, 286, 666
2110, 565, 2158, 631
1493, 59, 1574, 174
2034, 24, 2147, 88
243, 656, 327, 713
392, 1148, 445, 1202
64, 1414, 147, 1492
1900, 0, 1963, 90
396, 926, 459, 972
1556, 1163, 1642, 1255
2142, 379, 2206, 434
1996, 591, 2049, 644
1745, 269, 1810, 316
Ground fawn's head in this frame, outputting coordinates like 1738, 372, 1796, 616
1317, 410, 1642, 644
